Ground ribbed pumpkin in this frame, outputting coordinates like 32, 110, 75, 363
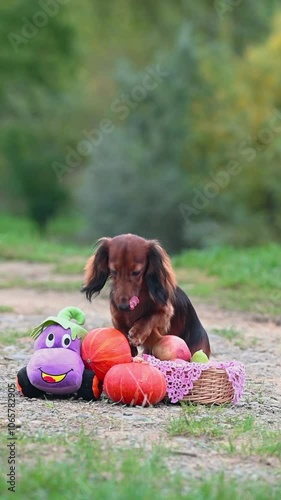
104, 362, 167, 406
81, 327, 132, 381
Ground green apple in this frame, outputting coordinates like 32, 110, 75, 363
191, 349, 209, 363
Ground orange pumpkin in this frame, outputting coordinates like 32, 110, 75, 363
92, 374, 103, 399
81, 327, 132, 381
104, 362, 167, 406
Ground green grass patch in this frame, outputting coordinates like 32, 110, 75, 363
1, 215, 281, 318
225, 429, 281, 458
31, 281, 82, 292
255, 432, 281, 457
0, 214, 91, 264
54, 261, 85, 275
0, 279, 82, 292
173, 245, 281, 289
168, 405, 281, 460
168, 405, 255, 439
211, 328, 258, 349
0, 433, 280, 499
173, 244, 281, 316
0, 305, 14, 313
0, 330, 31, 345
211, 327, 241, 341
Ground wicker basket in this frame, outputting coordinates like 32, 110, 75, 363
144, 355, 245, 405
179, 367, 235, 404
164, 366, 235, 404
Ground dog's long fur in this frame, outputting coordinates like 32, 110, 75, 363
82, 234, 210, 357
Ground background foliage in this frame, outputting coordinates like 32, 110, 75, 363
0, 0, 280, 251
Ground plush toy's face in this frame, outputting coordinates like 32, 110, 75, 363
27, 325, 84, 394
34, 325, 81, 354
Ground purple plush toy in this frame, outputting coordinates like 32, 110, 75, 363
17, 307, 102, 401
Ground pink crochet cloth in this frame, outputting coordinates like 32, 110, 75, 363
143, 355, 245, 404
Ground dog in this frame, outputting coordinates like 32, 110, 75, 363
82, 234, 210, 357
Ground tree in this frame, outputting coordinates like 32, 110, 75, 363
0, 1, 81, 230
180, 13, 281, 246
80, 27, 203, 252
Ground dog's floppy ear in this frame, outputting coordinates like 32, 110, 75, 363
81, 238, 111, 301
145, 241, 176, 305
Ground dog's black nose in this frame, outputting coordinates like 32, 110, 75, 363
117, 304, 131, 311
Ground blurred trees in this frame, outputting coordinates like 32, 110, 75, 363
0, 1, 83, 230
184, 12, 281, 246
1, 0, 281, 249
81, 28, 202, 251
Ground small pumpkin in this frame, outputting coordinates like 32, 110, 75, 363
104, 362, 167, 406
81, 327, 132, 381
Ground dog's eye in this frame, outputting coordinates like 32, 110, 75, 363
132, 270, 141, 276
110, 269, 117, 277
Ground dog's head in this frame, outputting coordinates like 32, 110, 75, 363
81, 234, 176, 311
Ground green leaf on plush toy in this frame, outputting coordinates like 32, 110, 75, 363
30, 307, 87, 340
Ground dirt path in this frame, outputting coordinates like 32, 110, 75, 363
0, 262, 280, 483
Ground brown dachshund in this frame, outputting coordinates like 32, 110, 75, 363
82, 234, 210, 357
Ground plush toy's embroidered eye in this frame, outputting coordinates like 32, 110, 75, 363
62, 333, 71, 348
46, 332, 55, 348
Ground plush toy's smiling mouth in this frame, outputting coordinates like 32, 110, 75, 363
39, 368, 73, 383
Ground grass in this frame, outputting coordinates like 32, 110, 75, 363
54, 261, 85, 275
173, 244, 281, 316
0, 433, 280, 500
168, 404, 281, 459
168, 405, 255, 439
173, 245, 281, 289
210, 327, 258, 349
0, 305, 14, 313
0, 279, 82, 292
225, 430, 281, 457
1, 215, 280, 497
211, 327, 241, 341
0, 214, 91, 264
1, 214, 281, 318
27, 280, 82, 292
0, 329, 32, 345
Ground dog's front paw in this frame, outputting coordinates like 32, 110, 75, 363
128, 330, 142, 347
128, 327, 148, 347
